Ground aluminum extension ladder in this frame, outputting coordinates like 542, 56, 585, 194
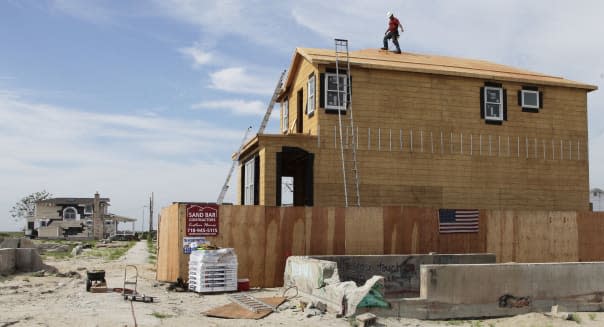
217, 126, 252, 204
227, 293, 275, 313
334, 38, 361, 207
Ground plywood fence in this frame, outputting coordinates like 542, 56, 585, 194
156, 204, 604, 288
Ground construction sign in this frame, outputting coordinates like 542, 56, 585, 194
185, 204, 219, 236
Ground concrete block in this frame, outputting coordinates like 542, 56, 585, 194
284, 256, 389, 317
420, 262, 604, 305
0, 238, 19, 249
18, 238, 37, 249
284, 256, 340, 293
15, 248, 46, 272
0, 248, 16, 275
312, 254, 496, 298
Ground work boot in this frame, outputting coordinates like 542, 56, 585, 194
380, 47, 388, 50
394, 50, 402, 54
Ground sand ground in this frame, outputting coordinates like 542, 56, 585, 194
1, 241, 602, 327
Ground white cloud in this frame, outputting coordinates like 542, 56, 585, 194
151, 0, 308, 51
209, 67, 274, 95
192, 99, 266, 116
179, 45, 213, 68
0, 92, 245, 230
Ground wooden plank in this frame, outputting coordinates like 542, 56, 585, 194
203, 297, 286, 320
577, 211, 604, 261
344, 207, 384, 254
383, 206, 404, 254
263, 206, 281, 288
400, 207, 439, 254
208, 206, 266, 287
333, 207, 346, 254
485, 210, 515, 262
513, 211, 578, 262
309, 206, 328, 255
263, 206, 306, 287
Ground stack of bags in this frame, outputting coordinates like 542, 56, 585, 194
188, 248, 238, 293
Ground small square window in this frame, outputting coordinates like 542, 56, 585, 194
325, 73, 347, 110
521, 90, 539, 109
484, 86, 503, 121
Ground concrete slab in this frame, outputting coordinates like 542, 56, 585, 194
0, 238, 19, 249
396, 262, 604, 319
420, 262, 604, 304
15, 248, 46, 272
0, 248, 16, 275
311, 254, 496, 298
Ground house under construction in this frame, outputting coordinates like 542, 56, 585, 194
235, 41, 597, 210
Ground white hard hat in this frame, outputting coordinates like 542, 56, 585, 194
387, 11, 393, 18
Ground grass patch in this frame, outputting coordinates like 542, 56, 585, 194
568, 313, 582, 324
589, 313, 596, 321
151, 311, 173, 319
84, 241, 136, 261
42, 250, 73, 260
0, 231, 24, 238
147, 237, 157, 264
446, 321, 465, 326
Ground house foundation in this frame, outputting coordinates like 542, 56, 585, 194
284, 255, 604, 319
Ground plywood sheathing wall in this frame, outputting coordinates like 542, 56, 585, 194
156, 204, 604, 287
156, 204, 180, 282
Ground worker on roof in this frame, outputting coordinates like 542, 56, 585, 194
381, 11, 404, 54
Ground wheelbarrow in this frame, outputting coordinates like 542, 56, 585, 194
86, 270, 106, 292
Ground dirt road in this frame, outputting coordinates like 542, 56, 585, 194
1, 242, 603, 326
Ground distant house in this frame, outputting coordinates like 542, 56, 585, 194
591, 188, 604, 211
27, 192, 135, 239
236, 47, 597, 210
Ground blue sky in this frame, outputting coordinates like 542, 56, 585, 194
1, 0, 603, 231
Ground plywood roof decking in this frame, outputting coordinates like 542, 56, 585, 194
283, 47, 597, 92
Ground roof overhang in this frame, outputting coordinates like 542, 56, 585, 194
233, 133, 318, 162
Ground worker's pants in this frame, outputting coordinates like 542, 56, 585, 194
383, 31, 401, 52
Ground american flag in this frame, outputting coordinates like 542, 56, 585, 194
438, 209, 479, 233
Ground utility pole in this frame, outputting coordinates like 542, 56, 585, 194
149, 192, 154, 232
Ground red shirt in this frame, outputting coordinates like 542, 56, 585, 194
388, 17, 400, 32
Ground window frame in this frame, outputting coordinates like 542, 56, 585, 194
243, 158, 255, 205
324, 72, 348, 110
282, 98, 289, 133
63, 207, 77, 220
307, 75, 316, 115
521, 89, 539, 109
483, 86, 504, 121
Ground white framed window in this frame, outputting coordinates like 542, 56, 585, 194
521, 90, 539, 109
244, 158, 255, 205
325, 73, 347, 110
484, 86, 503, 121
84, 205, 93, 214
282, 98, 289, 133
307, 75, 315, 115
63, 207, 77, 220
